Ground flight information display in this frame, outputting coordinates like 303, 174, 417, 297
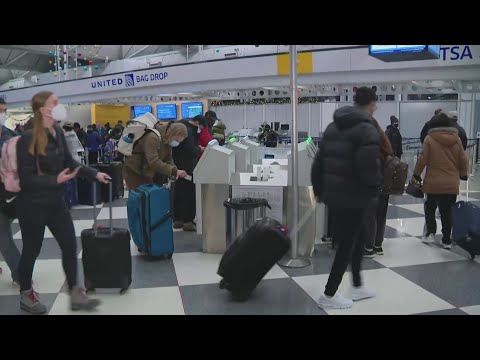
133, 105, 153, 118
181, 102, 203, 119
369, 45, 440, 62
156, 104, 177, 120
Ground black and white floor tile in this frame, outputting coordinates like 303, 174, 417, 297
2, 182, 480, 315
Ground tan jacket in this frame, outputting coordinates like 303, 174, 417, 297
124, 122, 178, 188
414, 127, 468, 195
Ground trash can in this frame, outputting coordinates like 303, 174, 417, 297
224, 198, 271, 247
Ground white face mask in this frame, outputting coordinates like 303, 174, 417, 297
0, 112, 6, 126
170, 140, 180, 147
51, 104, 67, 121
213, 120, 219, 127
197, 127, 202, 134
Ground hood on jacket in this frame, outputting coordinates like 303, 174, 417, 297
213, 121, 226, 130
428, 127, 459, 147
386, 124, 399, 132
333, 106, 372, 130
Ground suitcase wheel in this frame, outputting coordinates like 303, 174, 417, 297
137, 247, 142, 253
119, 288, 128, 295
165, 253, 173, 260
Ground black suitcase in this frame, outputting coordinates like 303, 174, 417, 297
217, 217, 290, 301
92, 162, 124, 201
81, 181, 132, 294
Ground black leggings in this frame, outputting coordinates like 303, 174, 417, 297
16, 198, 77, 292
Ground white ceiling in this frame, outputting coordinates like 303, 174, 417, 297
0, 45, 212, 84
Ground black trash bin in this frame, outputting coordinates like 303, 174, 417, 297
224, 198, 271, 247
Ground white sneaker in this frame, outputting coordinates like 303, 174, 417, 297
422, 234, 435, 244
442, 242, 452, 250
318, 293, 353, 310
345, 286, 376, 301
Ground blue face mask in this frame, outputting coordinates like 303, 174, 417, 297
170, 140, 180, 147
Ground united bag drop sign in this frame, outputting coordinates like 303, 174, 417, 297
90, 71, 169, 89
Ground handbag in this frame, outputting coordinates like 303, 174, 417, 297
406, 179, 424, 199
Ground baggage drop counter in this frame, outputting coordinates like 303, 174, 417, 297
194, 142, 235, 254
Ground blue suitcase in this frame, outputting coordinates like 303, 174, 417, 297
127, 184, 174, 258
452, 201, 480, 260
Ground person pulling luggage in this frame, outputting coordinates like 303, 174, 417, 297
15, 91, 111, 314
123, 121, 189, 190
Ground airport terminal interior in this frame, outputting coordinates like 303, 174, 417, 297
0, 45, 480, 315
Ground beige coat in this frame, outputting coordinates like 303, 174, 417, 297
414, 127, 468, 195
124, 122, 178, 189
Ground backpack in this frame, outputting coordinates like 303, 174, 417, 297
382, 155, 408, 196
0, 136, 21, 192
117, 112, 160, 156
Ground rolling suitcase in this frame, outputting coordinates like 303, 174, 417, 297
127, 183, 174, 259
81, 181, 132, 294
217, 217, 290, 301
452, 179, 480, 260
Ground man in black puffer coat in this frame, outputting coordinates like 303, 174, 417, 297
311, 87, 382, 310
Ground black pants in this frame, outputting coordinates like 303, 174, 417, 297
324, 200, 376, 297
16, 198, 78, 292
88, 151, 98, 165
173, 178, 196, 223
365, 194, 389, 250
424, 194, 457, 243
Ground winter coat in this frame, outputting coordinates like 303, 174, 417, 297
124, 122, 178, 189
311, 106, 382, 209
212, 121, 226, 144
385, 125, 403, 158
414, 127, 468, 195
16, 126, 98, 205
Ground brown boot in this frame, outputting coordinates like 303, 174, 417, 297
183, 222, 196, 232
173, 221, 184, 229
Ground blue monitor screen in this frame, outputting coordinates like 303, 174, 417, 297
369, 45, 427, 54
181, 102, 203, 119
369, 45, 440, 62
133, 105, 152, 118
156, 104, 177, 120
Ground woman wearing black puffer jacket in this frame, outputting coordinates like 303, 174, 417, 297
15, 91, 111, 314
311, 87, 382, 310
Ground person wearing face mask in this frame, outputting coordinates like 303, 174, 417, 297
15, 91, 111, 314
385, 115, 403, 159
0, 98, 22, 288
124, 120, 188, 190
171, 116, 205, 232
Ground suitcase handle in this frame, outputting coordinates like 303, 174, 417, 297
89, 147, 114, 237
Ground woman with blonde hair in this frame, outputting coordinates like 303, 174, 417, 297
15, 91, 110, 314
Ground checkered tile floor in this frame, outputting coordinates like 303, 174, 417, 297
2, 183, 480, 315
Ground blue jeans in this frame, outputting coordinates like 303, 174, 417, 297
0, 211, 21, 282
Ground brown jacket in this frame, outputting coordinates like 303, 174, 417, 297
414, 127, 468, 195
124, 122, 178, 189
